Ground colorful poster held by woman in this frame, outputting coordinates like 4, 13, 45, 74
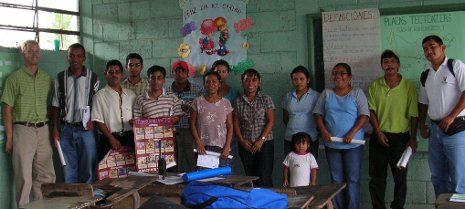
180, 0, 249, 72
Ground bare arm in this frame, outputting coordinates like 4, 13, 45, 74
3, 103, 13, 154
95, 121, 121, 150
51, 107, 60, 147
314, 113, 331, 143
221, 112, 233, 158
283, 109, 289, 126
310, 168, 318, 186
441, 91, 465, 132
409, 116, 418, 152
282, 166, 289, 187
250, 109, 275, 153
418, 103, 429, 138
233, 114, 252, 151
343, 115, 369, 143
189, 109, 205, 154
369, 110, 389, 147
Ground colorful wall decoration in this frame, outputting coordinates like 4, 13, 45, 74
179, 0, 252, 74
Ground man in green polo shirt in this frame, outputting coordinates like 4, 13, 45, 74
1, 40, 56, 207
367, 49, 418, 209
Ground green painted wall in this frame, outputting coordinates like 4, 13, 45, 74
2, 0, 465, 208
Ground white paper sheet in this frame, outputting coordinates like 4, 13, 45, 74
330, 137, 366, 145
193, 149, 233, 159
156, 176, 184, 185
397, 146, 413, 169
80, 106, 90, 130
57, 142, 66, 166
197, 154, 220, 169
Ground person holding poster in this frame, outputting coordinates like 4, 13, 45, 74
313, 63, 369, 209
190, 71, 233, 169
92, 60, 136, 161
418, 35, 465, 197
233, 69, 275, 187
133, 65, 183, 121
368, 50, 418, 209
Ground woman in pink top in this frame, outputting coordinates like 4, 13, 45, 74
190, 71, 233, 169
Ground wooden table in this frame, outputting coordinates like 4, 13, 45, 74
23, 196, 98, 209
289, 183, 346, 209
436, 193, 465, 209
92, 176, 158, 209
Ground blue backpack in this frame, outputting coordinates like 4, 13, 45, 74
182, 181, 287, 209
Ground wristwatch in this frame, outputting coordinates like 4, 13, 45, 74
260, 136, 266, 141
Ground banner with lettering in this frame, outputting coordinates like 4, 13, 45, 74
179, 0, 250, 74
322, 8, 381, 92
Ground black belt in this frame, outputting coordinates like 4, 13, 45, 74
14, 121, 48, 128
63, 121, 83, 127
432, 116, 465, 124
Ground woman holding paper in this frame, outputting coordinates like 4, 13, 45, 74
190, 71, 233, 170
313, 63, 369, 209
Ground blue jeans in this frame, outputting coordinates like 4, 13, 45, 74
60, 125, 97, 183
325, 146, 363, 209
429, 122, 465, 197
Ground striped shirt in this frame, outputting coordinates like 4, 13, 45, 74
166, 81, 202, 129
122, 78, 149, 96
1, 66, 52, 122
233, 92, 275, 142
133, 89, 183, 119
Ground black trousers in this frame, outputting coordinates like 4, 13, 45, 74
238, 140, 274, 187
369, 132, 409, 209
97, 131, 135, 162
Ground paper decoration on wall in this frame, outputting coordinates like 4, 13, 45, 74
181, 21, 196, 37
230, 58, 254, 74
197, 64, 207, 75
234, 18, 253, 33
180, 0, 248, 72
178, 43, 191, 58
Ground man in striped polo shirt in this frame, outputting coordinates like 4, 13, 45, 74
133, 65, 183, 120
1, 40, 56, 207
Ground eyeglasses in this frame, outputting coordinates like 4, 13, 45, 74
106, 70, 122, 75
128, 63, 142, 67
331, 71, 348, 76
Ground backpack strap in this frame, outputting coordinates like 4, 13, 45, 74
421, 59, 455, 87
420, 69, 429, 87
448, 58, 455, 77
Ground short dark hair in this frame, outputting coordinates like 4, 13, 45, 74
105, 59, 123, 73
241, 68, 261, 92
68, 43, 86, 56
290, 65, 310, 79
333, 62, 352, 76
203, 71, 221, 83
380, 49, 400, 64
147, 65, 166, 78
422, 35, 443, 45
211, 59, 230, 72
125, 53, 143, 65
291, 132, 312, 152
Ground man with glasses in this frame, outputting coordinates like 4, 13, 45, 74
51, 43, 100, 184
92, 60, 136, 161
1, 40, 55, 207
122, 53, 148, 96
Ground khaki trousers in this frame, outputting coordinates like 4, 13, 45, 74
12, 124, 55, 207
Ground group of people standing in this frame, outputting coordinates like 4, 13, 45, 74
2, 34, 465, 209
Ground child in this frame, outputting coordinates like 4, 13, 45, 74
282, 132, 319, 187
